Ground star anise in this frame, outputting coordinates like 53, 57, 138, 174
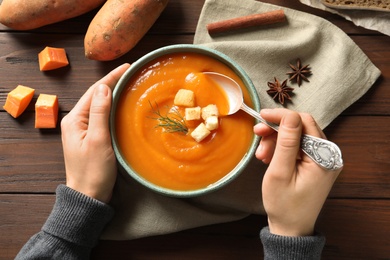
287, 58, 311, 86
267, 77, 294, 105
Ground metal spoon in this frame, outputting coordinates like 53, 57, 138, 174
203, 72, 343, 171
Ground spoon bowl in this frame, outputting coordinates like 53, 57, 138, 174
203, 72, 243, 116
203, 72, 344, 171
203, 72, 279, 129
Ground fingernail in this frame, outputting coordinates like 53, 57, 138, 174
95, 84, 109, 97
261, 108, 272, 115
282, 112, 300, 128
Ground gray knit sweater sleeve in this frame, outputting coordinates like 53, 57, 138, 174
260, 227, 325, 260
16, 184, 325, 259
15, 184, 114, 260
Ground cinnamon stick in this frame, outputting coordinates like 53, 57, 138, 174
207, 10, 286, 35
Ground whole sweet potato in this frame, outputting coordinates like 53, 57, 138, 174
84, 0, 169, 61
0, 0, 106, 30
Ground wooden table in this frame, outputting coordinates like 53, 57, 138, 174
1, 1, 389, 259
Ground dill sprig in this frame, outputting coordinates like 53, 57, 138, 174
148, 101, 188, 134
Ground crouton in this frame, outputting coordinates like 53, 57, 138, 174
191, 123, 211, 142
174, 89, 195, 107
205, 116, 219, 130
201, 104, 219, 120
185, 106, 201, 120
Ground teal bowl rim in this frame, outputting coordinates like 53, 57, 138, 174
110, 44, 260, 198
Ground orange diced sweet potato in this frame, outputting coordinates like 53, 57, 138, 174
38, 46, 69, 71
3, 85, 35, 118
35, 94, 59, 128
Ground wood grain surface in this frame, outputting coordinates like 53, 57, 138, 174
0, 0, 389, 259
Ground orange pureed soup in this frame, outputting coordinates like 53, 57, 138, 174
116, 52, 255, 191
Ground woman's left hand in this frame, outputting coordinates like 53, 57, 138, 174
61, 63, 130, 203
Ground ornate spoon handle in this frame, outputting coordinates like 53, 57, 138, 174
300, 134, 343, 171
241, 104, 344, 171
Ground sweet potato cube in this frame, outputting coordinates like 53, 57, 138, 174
3, 85, 35, 118
38, 46, 69, 71
35, 94, 59, 128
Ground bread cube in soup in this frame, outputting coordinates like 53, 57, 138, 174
191, 123, 211, 142
201, 104, 219, 120
174, 89, 195, 107
205, 116, 219, 130
185, 107, 201, 120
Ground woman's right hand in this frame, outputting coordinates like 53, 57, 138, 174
254, 108, 342, 237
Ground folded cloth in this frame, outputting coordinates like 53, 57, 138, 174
101, 0, 380, 240
194, 0, 381, 129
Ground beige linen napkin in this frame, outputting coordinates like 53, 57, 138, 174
194, 0, 381, 129
102, 0, 380, 240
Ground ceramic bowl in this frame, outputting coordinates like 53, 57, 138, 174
110, 44, 260, 197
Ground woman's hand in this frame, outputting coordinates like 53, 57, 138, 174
254, 108, 342, 237
61, 63, 130, 203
